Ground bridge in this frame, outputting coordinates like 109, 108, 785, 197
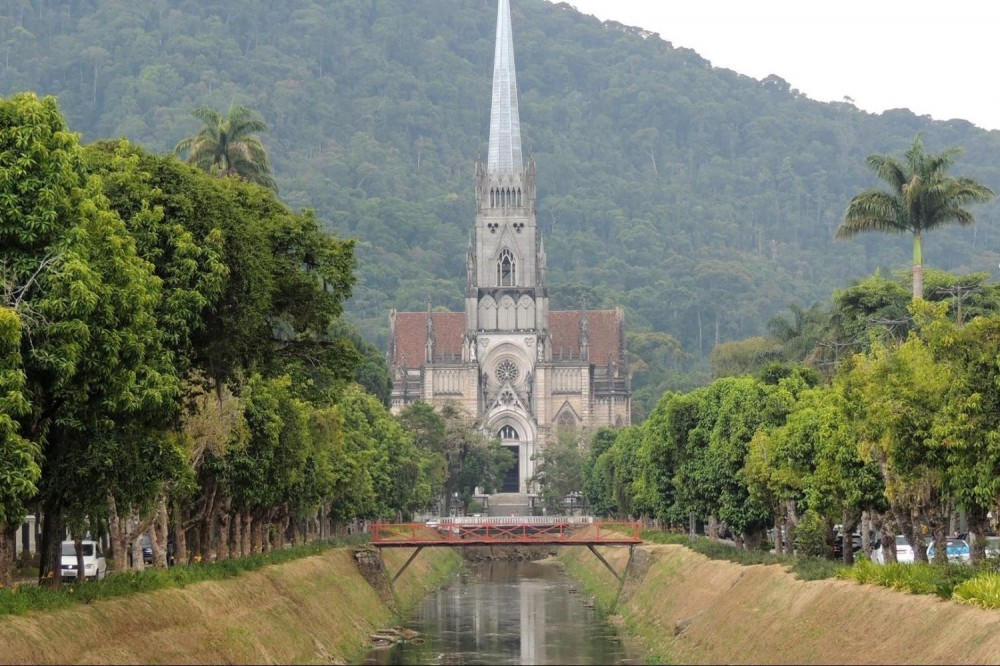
371, 516, 642, 589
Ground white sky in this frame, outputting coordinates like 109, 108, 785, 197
558, 0, 1000, 132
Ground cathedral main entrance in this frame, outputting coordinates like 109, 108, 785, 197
501, 445, 520, 493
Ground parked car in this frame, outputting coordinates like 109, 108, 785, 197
60, 540, 107, 582
927, 538, 971, 564
872, 535, 926, 564
832, 533, 863, 559
987, 536, 1000, 559
141, 534, 154, 565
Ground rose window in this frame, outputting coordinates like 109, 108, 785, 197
499, 389, 516, 406
495, 359, 519, 384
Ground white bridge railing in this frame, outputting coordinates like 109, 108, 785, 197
429, 515, 595, 526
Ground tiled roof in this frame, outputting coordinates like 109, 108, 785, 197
391, 308, 623, 368
392, 311, 465, 367
550, 310, 621, 366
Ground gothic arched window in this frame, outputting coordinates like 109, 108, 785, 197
499, 425, 519, 440
497, 249, 515, 286
557, 412, 577, 434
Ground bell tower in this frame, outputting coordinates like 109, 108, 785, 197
466, 0, 550, 341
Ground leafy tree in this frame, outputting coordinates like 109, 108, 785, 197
766, 303, 832, 365
582, 428, 619, 517
174, 106, 277, 191
0, 307, 37, 586
530, 429, 585, 514
837, 135, 994, 300
399, 401, 513, 516
838, 309, 954, 564
925, 313, 1000, 563
709, 337, 782, 378
1, 93, 180, 581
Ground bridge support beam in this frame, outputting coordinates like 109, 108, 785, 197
388, 546, 425, 585
587, 544, 625, 583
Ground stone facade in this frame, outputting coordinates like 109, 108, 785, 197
388, 0, 630, 495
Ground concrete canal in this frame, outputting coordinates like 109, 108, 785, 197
360, 559, 642, 665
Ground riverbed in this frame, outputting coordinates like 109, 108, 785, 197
361, 559, 641, 665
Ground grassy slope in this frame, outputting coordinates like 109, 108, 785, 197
0, 547, 460, 665
561, 544, 1000, 665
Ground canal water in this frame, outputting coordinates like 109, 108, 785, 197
361, 559, 642, 665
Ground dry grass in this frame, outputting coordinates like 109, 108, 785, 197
561, 544, 1000, 665
0, 547, 460, 665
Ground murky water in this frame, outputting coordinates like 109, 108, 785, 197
361, 560, 641, 665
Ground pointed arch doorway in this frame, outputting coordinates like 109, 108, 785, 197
498, 424, 520, 493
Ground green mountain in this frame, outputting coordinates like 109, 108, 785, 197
4, 0, 999, 379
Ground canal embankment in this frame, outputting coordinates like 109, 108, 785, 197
559, 543, 1000, 664
0, 546, 461, 665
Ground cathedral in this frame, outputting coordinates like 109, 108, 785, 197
388, 0, 631, 502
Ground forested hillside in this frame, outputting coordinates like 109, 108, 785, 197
3, 0, 999, 391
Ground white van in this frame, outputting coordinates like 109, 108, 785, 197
60, 540, 107, 582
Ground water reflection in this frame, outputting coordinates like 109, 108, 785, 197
362, 559, 639, 665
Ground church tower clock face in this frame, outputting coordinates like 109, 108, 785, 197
495, 358, 519, 384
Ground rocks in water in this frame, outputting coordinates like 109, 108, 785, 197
370, 627, 422, 647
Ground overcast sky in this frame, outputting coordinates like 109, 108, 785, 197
557, 0, 1000, 132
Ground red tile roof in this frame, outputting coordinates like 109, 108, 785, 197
391, 309, 623, 368
392, 311, 465, 367
550, 310, 621, 366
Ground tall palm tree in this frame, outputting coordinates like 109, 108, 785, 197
174, 105, 277, 192
837, 135, 994, 300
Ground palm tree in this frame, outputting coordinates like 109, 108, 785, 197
837, 135, 994, 300
174, 105, 277, 191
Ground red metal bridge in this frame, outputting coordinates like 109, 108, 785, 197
370, 516, 642, 587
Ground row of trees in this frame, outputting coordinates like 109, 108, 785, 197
5, 0, 1000, 423
0, 94, 511, 587
575, 137, 1000, 564
583, 300, 1000, 566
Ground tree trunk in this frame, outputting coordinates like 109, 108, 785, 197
773, 511, 784, 555
881, 514, 899, 564
931, 522, 949, 565
241, 511, 253, 556
152, 496, 169, 568
860, 511, 872, 559
785, 499, 799, 553
892, 502, 925, 563
108, 493, 130, 573
216, 502, 231, 562
967, 506, 989, 565
199, 478, 219, 563
0, 522, 16, 588
229, 512, 240, 560
172, 500, 187, 567
912, 234, 924, 300
841, 511, 859, 567
38, 495, 65, 586
707, 515, 719, 540
74, 536, 86, 583
130, 532, 145, 572
250, 513, 261, 554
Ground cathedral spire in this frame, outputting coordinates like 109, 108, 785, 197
488, 0, 522, 176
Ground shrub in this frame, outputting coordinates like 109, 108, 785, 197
840, 559, 980, 598
793, 510, 829, 558
953, 573, 1000, 609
